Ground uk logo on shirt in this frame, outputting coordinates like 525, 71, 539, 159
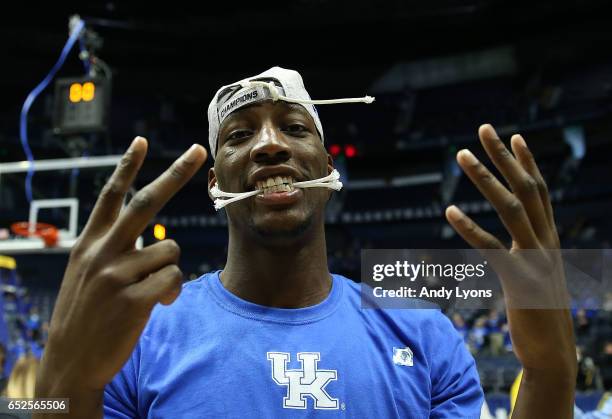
267, 352, 339, 410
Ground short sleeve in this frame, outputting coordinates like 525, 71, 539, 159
429, 312, 484, 419
103, 344, 140, 419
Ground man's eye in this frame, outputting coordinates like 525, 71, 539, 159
284, 124, 308, 135
226, 130, 252, 142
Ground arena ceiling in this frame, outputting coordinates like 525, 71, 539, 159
1, 0, 611, 104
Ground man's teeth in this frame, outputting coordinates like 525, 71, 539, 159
256, 176, 295, 194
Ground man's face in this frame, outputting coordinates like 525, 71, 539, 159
209, 101, 333, 242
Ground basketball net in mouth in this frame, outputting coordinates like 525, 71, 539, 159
210, 169, 342, 211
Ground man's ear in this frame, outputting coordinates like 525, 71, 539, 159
326, 153, 335, 202
327, 153, 335, 175
208, 167, 217, 202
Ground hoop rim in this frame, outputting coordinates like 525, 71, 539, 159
10, 222, 59, 247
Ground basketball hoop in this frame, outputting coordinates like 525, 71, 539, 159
10, 222, 59, 247
0, 156, 144, 254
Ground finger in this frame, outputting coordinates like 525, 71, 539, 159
445, 205, 506, 250
125, 264, 183, 308
100, 239, 181, 286
510, 134, 555, 230
106, 144, 207, 250
81, 137, 148, 239
478, 125, 549, 239
446, 206, 517, 299
457, 148, 539, 248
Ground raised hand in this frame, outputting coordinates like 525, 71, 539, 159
444, 124, 576, 418
35, 137, 207, 415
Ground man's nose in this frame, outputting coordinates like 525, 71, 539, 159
250, 124, 291, 164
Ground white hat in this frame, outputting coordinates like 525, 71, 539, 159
207, 66, 374, 159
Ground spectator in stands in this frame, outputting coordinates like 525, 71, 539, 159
3, 293, 17, 314
0, 355, 38, 419
3, 354, 38, 397
451, 313, 468, 343
576, 345, 599, 391
468, 315, 489, 353
486, 309, 502, 332
501, 322, 513, 352
486, 309, 504, 356
26, 307, 40, 332
575, 309, 593, 347
597, 340, 612, 390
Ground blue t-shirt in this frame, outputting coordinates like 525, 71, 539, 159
104, 272, 483, 418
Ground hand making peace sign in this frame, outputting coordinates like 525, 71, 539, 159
35, 138, 207, 414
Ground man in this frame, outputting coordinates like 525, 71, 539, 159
34, 67, 576, 418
